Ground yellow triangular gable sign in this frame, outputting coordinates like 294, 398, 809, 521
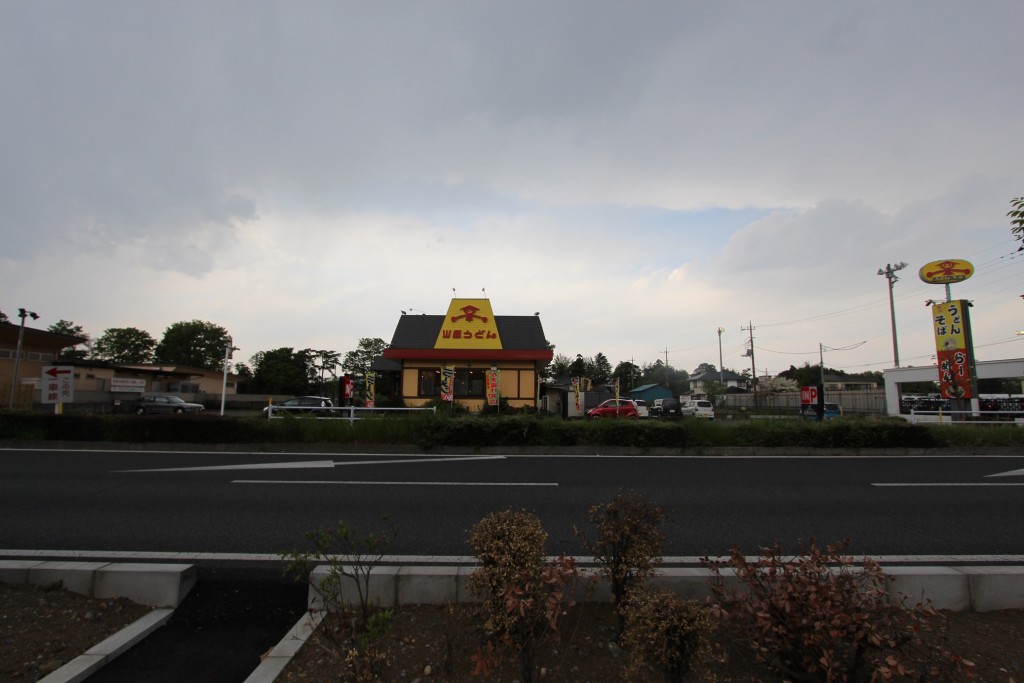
434, 299, 503, 349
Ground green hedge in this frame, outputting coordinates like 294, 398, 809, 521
1, 412, 1020, 450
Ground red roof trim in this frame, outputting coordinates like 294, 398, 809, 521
383, 349, 553, 361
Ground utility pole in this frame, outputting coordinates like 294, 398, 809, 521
741, 322, 756, 407
877, 262, 908, 367
662, 347, 670, 387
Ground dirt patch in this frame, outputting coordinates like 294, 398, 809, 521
0, 582, 151, 683
276, 602, 1024, 682
3, 582, 1022, 682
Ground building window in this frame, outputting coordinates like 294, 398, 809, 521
0, 350, 11, 359
418, 369, 439, 397
455, 369, 486, 397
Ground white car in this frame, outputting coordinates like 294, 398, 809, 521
681, 399, 715, 420
632, 399, 650, 418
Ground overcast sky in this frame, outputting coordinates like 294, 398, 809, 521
3, 2, 1023, 377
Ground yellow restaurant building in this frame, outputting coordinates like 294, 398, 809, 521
381, 298, 553, 411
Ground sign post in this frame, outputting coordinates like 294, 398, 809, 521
41, 366, 74, 414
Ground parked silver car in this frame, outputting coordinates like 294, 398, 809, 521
132, 396, 206, 415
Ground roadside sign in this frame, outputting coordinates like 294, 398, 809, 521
42, 366, 74, 404
800, 386, 817, 405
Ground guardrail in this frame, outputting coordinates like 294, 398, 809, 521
908, 409, 1024, 425
266, 405, 436, 422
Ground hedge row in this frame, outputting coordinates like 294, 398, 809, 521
3, 412, 1023, 450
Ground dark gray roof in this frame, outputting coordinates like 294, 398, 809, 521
388, 315, 549, 350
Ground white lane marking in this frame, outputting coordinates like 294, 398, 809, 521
118, 460, 336, 472
116, 455, 506, 473
872, 482, 1024, 487
3, 549, 1023, 564
232, 480, 556, 486
987, 468, 1024, 478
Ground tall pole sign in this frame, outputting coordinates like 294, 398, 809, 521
919, 259, 977, 411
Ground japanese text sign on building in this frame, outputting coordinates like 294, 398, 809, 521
41, 366, 74, 404
434, 299, 503, 350
931, 300, 974, 399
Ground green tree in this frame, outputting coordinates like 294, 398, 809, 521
591, 352, 612, 385
693, 362, 718, 376
248, 347, 313, 395
612, 361, 641, 392
47, 320, 90, 359
1010, 196, 1024, 250
0, 310, 8, 323
703, 379, 726, 405
311, 349, 342, 397
342, 338, 388, 400
546, 353, 574, 381
93, 327, 157, 363
155, 320, 231, 370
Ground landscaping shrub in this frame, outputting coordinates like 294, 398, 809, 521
467, 509, 583, 683
703, 540, 975, 681
619, 588, 711, 683
576, 491, 666, 636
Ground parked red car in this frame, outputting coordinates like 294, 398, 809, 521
586, 399, 640, 419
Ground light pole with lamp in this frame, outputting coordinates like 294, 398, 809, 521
9, 308, 39, 409
717, 327, 725, 384
219, 337, 239, 416
877, 262, 908, 367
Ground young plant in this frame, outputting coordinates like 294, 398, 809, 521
703, 540, 976, 681
283, 516, 394, 630
576, 491, 666, 636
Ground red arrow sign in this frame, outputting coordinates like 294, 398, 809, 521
45, 367, 71, 377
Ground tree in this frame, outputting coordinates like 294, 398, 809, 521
247, 347, 314, 395
546, 353, 574, 381
342, 338, 388, 381
0, 310, 8, 323
155, 320, 231, 371
1010, 196, 1024, 250
591, 352, 612, 385
612, 361, 641, 392
703, 379, 727, 405
311, 349, 342, 397
47, 320, 90, 360
93, 327, 157, 363
693, 362, 718, 376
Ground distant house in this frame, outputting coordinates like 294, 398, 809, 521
822, 373, 879, 392
629, 383, 673, 403
688, 369, 749, 396
1, 321, 84, 405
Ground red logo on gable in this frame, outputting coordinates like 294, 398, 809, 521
451, 305, 488, 323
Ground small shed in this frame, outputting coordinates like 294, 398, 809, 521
629, 383, 673, 403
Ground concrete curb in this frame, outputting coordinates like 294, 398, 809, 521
0, 561, 196, 682
0, 560, 197, 607
36, 608, 175, 683
251, 563, 1024, 681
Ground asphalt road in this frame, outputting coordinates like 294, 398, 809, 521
3, 446, 1024, 559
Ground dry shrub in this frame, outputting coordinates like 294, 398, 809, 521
620, 588, 711, 683
703, 540, 976, 682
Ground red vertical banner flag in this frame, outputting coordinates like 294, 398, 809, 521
440, 366, 455, 402
486, 369, 499, 406
931, 300, 974, 399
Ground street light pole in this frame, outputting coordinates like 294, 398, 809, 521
9, 308, 39, 409
877, 262, 908, 367
219, 337, 239, 416
717, 327, 725, 384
